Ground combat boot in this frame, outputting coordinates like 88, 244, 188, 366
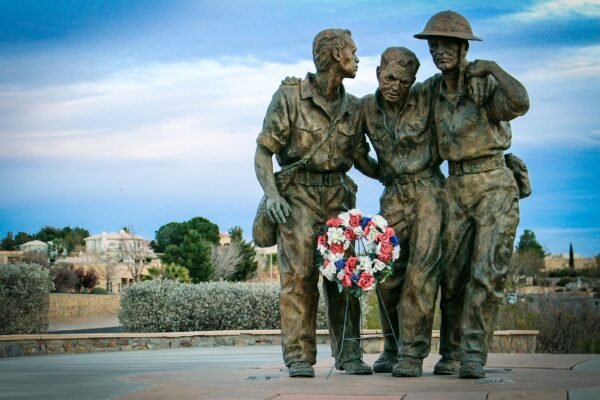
433, 356, 460, 375
459, 361, 485, 379
372, 352, 398, 373
336, 359, 373, 375
391, 356, 423, 377
289, 361, 315, 378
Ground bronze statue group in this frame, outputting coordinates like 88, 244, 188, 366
254, 10, 529, 379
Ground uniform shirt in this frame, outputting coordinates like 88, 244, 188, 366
360, 81, 441, 178
430, 73, 528, 162
257, 72, 369, 173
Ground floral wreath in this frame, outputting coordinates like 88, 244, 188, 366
317, 209, 400, 297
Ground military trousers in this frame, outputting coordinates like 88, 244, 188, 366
439, 166, 519, 363
377, 173, 445, 360
277, 174, 363, 367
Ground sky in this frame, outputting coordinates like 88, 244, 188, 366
0, 0, 599, 256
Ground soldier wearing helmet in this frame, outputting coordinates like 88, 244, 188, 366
415, 10, 530, 379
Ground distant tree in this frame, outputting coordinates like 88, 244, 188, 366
20, 251, 50, 267
596, 253, 600, 268
154, 217, 220, 283
152, 217, 219, 253
508, 249, 545, 290
569, 242, 575, 270
0, 231, 33, 250
211, 242, 243, 281
47, 238, 67, 263
115, 226, 148, 282
14, 232, 34, 247
51, 267, 79, 293
515, 229, 547, 259
74, 267, 99, 293
228, 226, 257, 282
34, 226, 62, 243
61, 227, 90, 254
146, 263, 191, 283
0, 232, 15, 250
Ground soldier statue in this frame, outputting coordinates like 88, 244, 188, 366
254, 28, 377, 378
414, 10, 530, 379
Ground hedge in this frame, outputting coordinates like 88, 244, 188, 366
119, 280, 328, 332
0, 263, 54, 334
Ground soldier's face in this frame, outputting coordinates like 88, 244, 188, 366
428, 38, 463, 72
377, 63, 415, 104
338, 39, 359, 78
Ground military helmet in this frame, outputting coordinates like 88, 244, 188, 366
414, 10, 482, 41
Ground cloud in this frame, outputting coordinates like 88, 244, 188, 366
507, 0, 600, 22
0, 56, 380, 163
517, 45, 600, 82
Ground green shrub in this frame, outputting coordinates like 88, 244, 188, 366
533, 297, 600, 353
495, 302, 537, 330
90, 287, 109, 295
548, 268, 577, 278
0, 263, 54, 334
119, 280, 328, 332
556, 277, 575, 287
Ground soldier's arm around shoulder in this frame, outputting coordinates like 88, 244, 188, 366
353, 95, 379, 180
280, 76, 302, 86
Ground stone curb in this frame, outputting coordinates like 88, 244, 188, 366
0, 329, 538, 358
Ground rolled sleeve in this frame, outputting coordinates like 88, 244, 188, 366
487, 83, 529, 122
256, 88, 291, 155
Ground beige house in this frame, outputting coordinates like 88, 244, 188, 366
19, 240, 48, 253
78, 230, 158, 291
219, 232, 232, 246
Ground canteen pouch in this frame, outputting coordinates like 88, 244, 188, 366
252, 194, 277, 248
504, 153, 532, 199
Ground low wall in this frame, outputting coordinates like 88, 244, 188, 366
48, 293, 120, 320
0, 330, 538, 358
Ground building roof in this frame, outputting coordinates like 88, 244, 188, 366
20, 240, 48, 247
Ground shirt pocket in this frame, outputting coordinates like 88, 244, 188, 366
399, 117, 428, 145
336, 121, 356, 154
292, 120, 321, 156
458, 108, 482, 137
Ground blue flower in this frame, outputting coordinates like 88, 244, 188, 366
390, 236, 399, 246
360, 217, 371, 228
335, 259, 346, 272
351, 273, 359, 283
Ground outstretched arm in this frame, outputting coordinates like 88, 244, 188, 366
254, 144, 291, 224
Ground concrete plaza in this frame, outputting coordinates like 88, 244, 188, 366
1, 344, 599, 400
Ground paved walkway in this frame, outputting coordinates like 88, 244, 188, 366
0, 345, 598, 400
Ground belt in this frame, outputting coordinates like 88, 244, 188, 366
381, 166, 439, 185
292, 170, 346, 186
448, 154, 505, 176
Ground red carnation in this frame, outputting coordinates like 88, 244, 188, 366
357, 272, 375, 290
330, 243, 345, 255
341, 273, 353, 288
317, 235, 327, 246
344, 228, 357, 241
378, 252, 392, 263
326, 218, 343, 227
349, 214, 362, 227
345, 256, 358, 274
